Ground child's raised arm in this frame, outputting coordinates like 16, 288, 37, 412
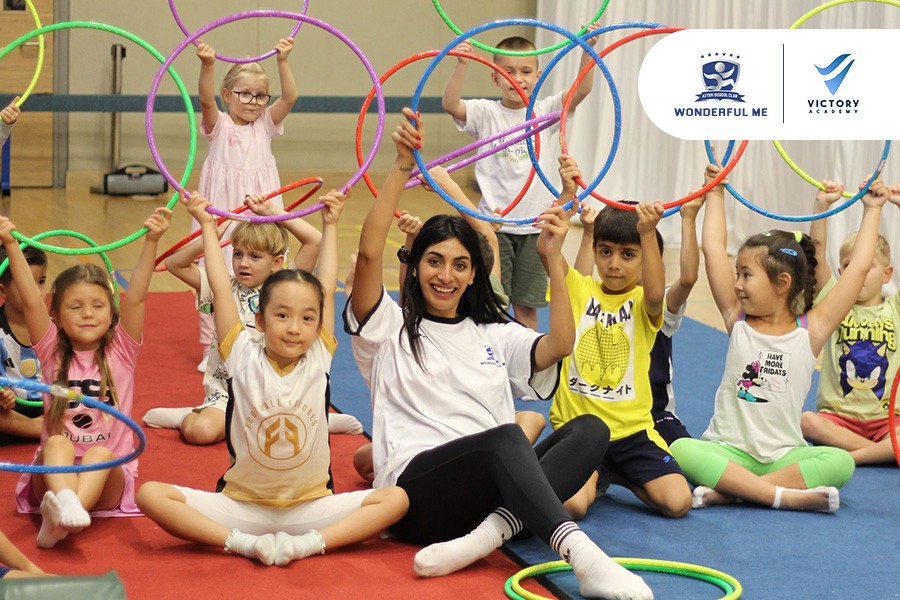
396, 210, 423, 298
119, 208, 171, 341
164, 219, 229, 291
316, 189, 347, 338
442, 41, 472, 123
268, 38, 298, 126
636, 201, 665, 322
0, 97, 20, 145
352, 108, 422, 322
197, 42, 219, 133
533, 202, 577, 370
808, 180, 887, 355
701, 162, 741, 333
568, 23, 601, 112
183, 194, 241, 341
809, 180, 844, 296
245, 193, 322, 271
0, 218, 50, 343
665, 194, 706, 314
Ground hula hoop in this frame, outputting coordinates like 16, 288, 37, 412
0, 21, 196, 254
431, 0, 610, 56
0, 377, 146, 474
504, 559, 742, 600
154, 176, 324, 272
146, 10, 384, 222
888, 356, 900, 468
769, 0, 900, 198
17, 0, 44, 105
410, 19, 621, 225
167, 0, 308, 64
355, 49, 543, 216
555, 26, 741, 215
706, 140, 889, 222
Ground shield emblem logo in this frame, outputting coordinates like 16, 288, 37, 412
702, 60, 740, 92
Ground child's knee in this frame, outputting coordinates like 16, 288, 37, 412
182, 412, 225, 445
352, 443, 374, 483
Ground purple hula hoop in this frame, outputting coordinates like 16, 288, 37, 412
167, 0, 309, 64
406, 112, 560, 189
146, 10, 385, 222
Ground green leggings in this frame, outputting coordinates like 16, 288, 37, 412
670, 438, 855, 489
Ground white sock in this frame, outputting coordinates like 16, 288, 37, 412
551, 522, 653, 600
272, 530, 326, 566
691, 485, 716, 509
327, 412, 364, 435
143, 407, 193, 430
414, 508, 522, 577
36, 491, 68, 548
55, 488, 90, 529
773, 485, 840, 513
224, 529, 276, 565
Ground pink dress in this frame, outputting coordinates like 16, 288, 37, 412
15, 324, 143, 517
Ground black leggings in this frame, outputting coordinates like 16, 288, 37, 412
390, 414, 609, 546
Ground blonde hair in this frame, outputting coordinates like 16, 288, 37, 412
47, 264, 119, 435
220, 62, 268, 106
231, 221, 289, 257
840, 231, 891, 266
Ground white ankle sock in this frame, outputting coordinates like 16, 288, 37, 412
272, 530, 326, 566
327, 412, 364, 435
551, 522, 653, 600
37, 491, 68, 548
224, 530, 277, 565
773, 486, 840, 513
414, 508, 522, 577
55, 488, 90, 529
143, 407, 193, 430
692, 485, 716, 509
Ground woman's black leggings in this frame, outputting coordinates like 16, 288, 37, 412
390, 414, 609, 545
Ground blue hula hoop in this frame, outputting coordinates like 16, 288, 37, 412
526, 22, 667, 206
0, 376, 146, 474
409, 18, 622, 225
705, 140, 891, 222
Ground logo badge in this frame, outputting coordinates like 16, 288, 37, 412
815, 53, 854, 95
697, 53, 744, 102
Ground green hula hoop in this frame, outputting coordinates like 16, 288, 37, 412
0, 21, 196, 255
0, 230, 118, 408
504, 559, 743, 600
773, 0, 900, 195
18, 0, 44, 105
431, 0, 610, 56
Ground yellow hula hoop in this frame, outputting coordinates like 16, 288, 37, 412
16, 0, 45, 105
773, 0, 900, 195
505, 559, 743, 600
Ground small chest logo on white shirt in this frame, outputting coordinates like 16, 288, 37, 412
481, 345, 505, 368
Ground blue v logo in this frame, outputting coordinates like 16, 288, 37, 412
815, 54, 854, 95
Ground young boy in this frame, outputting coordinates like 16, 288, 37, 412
801, 180, 900, 465
0, 97, 20, 146
0, 245, 46, 444
573, 193, 707, 446
144, 194, 361, 444
550, 158, 692, 519
442, 29, 598, 330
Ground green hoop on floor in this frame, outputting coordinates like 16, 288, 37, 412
430, 0, 610, 56
772, 0, 900, 195
0, 21, 196, 254
0, 230, 118, 408
503, 559, 743, 600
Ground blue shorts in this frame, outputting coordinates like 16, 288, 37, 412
603, 428, 684, 487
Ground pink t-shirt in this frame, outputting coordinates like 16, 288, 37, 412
15, 324, 142, 516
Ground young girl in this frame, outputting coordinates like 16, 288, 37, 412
345, 109, 652, 600
194, 37, 298, 371
669, 165, 887, 512
0, 208, 171, 548
136, 192, 408, 566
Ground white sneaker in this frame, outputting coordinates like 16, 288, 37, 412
327, 413, 364, 435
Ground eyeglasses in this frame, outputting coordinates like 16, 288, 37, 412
233, 91, 272, 105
